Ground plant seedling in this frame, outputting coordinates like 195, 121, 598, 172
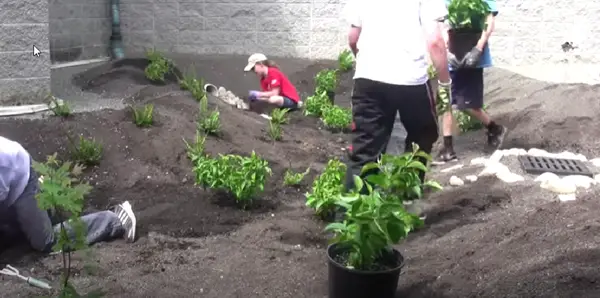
69, 135, 103, 166
183, 130, 207, 164
447, 0, 491, 30
198, 109, 221, 136
48, 95, 71, 117
144, 48, 171, 82
267, 121, 283, 141
270, 108, 290, 125
315, 69, 338, 94
33, 153, 91, 296
131, 104, 154, 127
283, 165, 311, 186
325, 144, 442, 271
303, 91, 331, 117
321, 105, 352, 132
337, 49, 354, 72
305, 159, 346, 220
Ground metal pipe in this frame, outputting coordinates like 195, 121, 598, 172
110, 0, 125, 59
204, 84, 218, 95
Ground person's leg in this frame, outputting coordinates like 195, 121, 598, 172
396, 81, 439, 181
344, 78, 396, 193
437, 69, 464, 162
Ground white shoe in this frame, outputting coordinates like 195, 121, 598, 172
111, 201, 137, 242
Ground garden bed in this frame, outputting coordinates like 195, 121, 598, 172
1, 54, 600, 298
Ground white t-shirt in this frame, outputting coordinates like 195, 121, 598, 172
344, 0, 448, 86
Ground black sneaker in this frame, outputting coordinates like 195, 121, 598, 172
433, 148, 458, 165
111, 201, 137, 242
487, 125, 507, 150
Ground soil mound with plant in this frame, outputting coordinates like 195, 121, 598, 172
0, 54, 599, 298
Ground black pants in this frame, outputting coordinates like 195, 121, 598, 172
345, 78, 439, 192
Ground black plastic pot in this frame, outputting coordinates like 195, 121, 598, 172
326, 90, 335, 104
448, 28, 483, 62
327, 244, 404, 298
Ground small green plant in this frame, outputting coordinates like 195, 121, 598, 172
456, 105, 488, 132
315, 69, 338, 94
321, 105, 352, 132
198, 109, 221, 135
337, 49, 354, 72
193, 151, 272, 207
144, 49, 171, 82
69, 135, 103, 166
283, 166, 311, 186
130, 104, 154, 127
325, 144, 442, 271
33, 153, 91, 296
447, 0, 491, 30
48, 95, 71, 117
179, 69, 207, 102
270, 108, 290, 125
303, 91, 332, 117
183, 131, 207, 164
267, 121, 283, 141
305, 159, 346, 220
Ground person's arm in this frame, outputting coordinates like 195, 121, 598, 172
344, 0, 362, 56
258, 88, 280, 99
476, 5, 497, 50
421, 0, 450, 84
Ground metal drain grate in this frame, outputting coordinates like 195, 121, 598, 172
518, 155, 593, 177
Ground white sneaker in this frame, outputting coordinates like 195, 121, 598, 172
111, 201, 137, 242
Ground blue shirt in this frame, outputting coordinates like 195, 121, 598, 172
446, 0, 498, 69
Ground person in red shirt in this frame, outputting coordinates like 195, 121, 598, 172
244, 53, 301, 110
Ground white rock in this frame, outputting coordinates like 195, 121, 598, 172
534, 172, 560, 183
595, 174, 600, 184
503, 148, 527, 156
556, 151, 579, 160
260, 113, 272, 120
470, 157, 488, 166
540, 178, 577, 194
590, 158, 600, 167
479, 162, 510, 177
441, 164, 463, 173
217, 87, 227, 97
527, 148, 550, 157
449, 176, 464, 186
488, 150, 504, 163
465, 175, 478, 183
558, 193, 576, 202
562, 175, 596, 189
575, 153, 587, 161
496, 172, 525, 183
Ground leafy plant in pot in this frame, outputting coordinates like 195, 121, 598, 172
447, 0, 491, 61
325, 144, 442, 298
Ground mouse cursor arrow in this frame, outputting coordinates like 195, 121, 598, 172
32, 45, 41, 57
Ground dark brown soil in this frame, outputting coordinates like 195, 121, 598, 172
1, 55, 600, 298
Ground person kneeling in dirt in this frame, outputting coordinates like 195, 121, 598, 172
0, 136, 137, 253
244, 53, 302, 110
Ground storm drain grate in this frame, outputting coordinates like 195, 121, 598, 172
518, 155, 593, 177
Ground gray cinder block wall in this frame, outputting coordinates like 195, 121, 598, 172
0, 0, 51, 104
49, 0, 112, 63
120, 0, 600, 64
120, 0, 347, 59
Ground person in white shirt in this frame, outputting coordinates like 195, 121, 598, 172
342, 0, 452, 195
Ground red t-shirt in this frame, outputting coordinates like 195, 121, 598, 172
260, 67, 300, 103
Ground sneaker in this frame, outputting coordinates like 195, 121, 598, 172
487, 125, 507, 150
433, 148, 458, 165
111, 201, 137, 242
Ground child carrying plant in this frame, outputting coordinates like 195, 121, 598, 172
0, 136, 137, 253
244, 53, 302, 110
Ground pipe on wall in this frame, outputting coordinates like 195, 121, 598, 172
110, 0, 125, 59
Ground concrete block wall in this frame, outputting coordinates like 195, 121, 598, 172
120, 0, 348, 59
49, 0, 112, 63
0, 0, 51, 104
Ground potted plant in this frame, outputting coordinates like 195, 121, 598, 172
447, 0, 491, 61
315, 69, 338, 103
325, 144, 442, 298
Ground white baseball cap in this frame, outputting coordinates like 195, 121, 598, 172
244, 53, 268, 71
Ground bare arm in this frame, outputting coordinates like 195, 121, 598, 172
421, 0, 451, 84
348, 26, 361, 56
476, 14, 495, 50
344, 0, 362, 56
258, 87, 280, 99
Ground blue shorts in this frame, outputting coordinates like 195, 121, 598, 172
450, 68, 484, 110
281, 97, 299, 110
